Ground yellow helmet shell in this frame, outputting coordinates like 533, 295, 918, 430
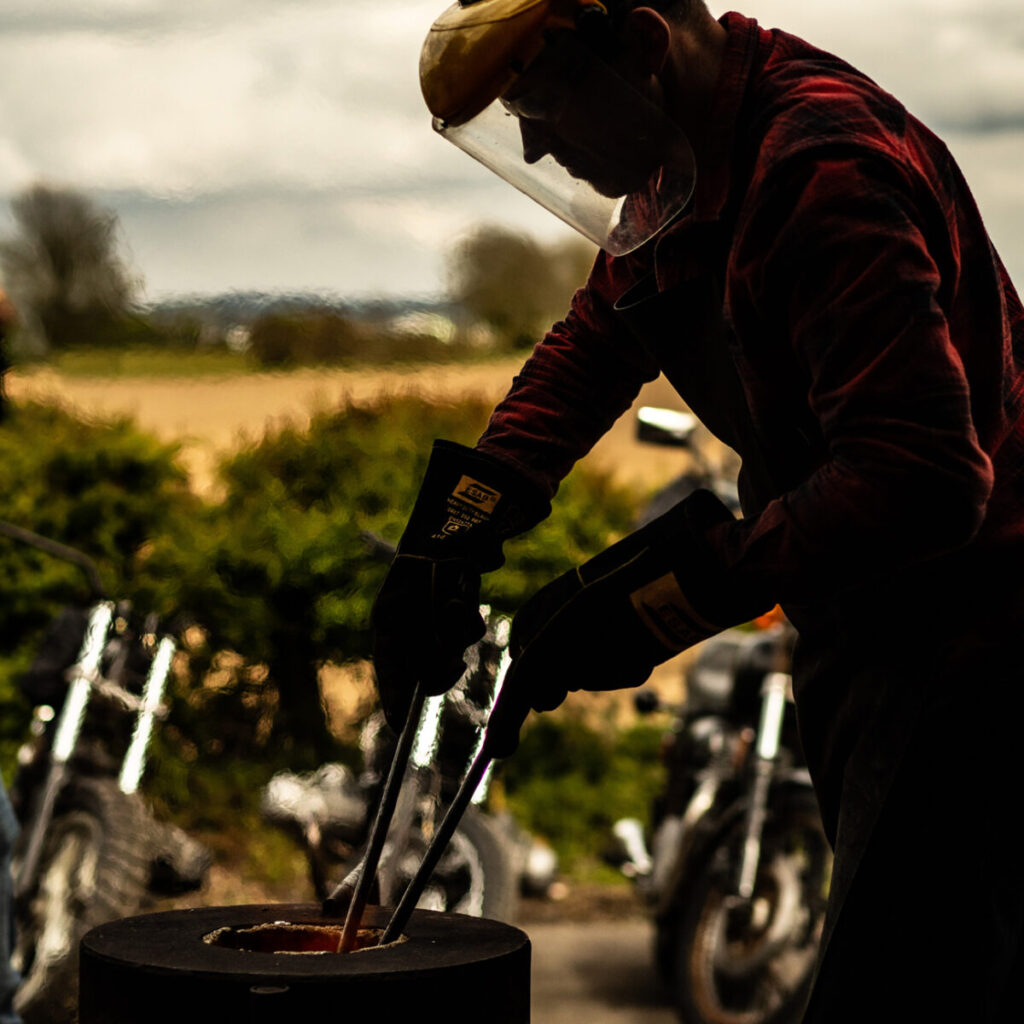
420, 0, 606, 127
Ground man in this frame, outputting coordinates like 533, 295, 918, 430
372, 1, 1024, 1019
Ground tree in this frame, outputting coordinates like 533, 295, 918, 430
0, 184, 139, 352
247, 308, 362, 367
448, 225, 597, 350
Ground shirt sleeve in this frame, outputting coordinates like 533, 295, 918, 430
710, 151, 994, 605
476, 254, 661, 498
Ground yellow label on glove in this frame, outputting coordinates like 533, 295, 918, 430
454, 475, 501, 515
435, 475, 502, 538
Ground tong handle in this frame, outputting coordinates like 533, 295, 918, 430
379, 741, 493, 945
333, 683, 426, 951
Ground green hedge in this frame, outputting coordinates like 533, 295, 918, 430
501, 715, 667, 877
0, 401, 193, 764
0, 389, 649, 875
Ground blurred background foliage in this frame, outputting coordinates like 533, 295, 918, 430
0, 182, 661, 881
502, 716, 667, 878
448, 224, 597, 351
0, 390, 655, 877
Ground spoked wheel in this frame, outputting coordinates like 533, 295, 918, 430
674, 792, 832, 1024
382, 805, 519, 923
13, 782, 152, 1024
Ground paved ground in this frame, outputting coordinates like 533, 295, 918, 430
524, 918, 678, 1024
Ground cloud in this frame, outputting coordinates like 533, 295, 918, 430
109, 169, 572, 300
1, 0, 353, 38
4, 1, 1022, 197
2, 1, 1024, 297
732, 0, 1024, 130
0, 1, 440, 198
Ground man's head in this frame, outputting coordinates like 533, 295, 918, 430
499, 24, 669, 197
638, 1, 707, 26
419, 0, 710, 252
421, 1, 712, 128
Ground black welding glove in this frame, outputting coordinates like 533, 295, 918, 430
372, 440, 550, 733
485, 490, 772, 758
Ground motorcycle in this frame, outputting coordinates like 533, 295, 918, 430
0, 520, 211, 1024
260, 534, 558, 922
610, 409, 833, 1024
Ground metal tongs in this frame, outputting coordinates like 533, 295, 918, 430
325, 682, 425, 951
378, 724, 496, 944
326, 675, 506, 952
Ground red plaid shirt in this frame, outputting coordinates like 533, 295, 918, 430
477, 11, 1024, 638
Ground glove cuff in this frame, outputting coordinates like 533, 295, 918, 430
580, 489, 773, 652
651, 487, 770, 638
399, 440, 551, 570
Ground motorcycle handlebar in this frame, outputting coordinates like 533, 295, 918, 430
0, 519, 107, 598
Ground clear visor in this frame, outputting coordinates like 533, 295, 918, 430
433, 36, 695, 255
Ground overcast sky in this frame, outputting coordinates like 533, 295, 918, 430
1, 0, 1023, 301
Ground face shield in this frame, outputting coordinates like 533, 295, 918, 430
421, 1, 695, 256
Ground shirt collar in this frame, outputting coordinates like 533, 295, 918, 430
692, 11, 764, 223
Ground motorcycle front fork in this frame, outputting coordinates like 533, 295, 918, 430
15, 604, 175, 902
733, 670, 790, 900
15, 602, 114, 902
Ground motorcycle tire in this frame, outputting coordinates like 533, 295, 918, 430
376, 805, 520, 924
13, 779, 153, 1024
671, 789, 832, 1024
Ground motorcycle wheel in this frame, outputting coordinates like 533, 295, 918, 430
383, 805, 520, 923
673, 790, 832, 1024
13, 780, 152, 1024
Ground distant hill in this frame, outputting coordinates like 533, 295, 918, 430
146, 291, 457, 329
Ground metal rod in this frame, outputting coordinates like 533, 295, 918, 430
333, 683, 426, 951
379, 741, 493, 945
470, 625, 511, 806
380, 643, 514, 943
16, 601, 113, 900
735, 671, 790, 900
119, 635, 176, 794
